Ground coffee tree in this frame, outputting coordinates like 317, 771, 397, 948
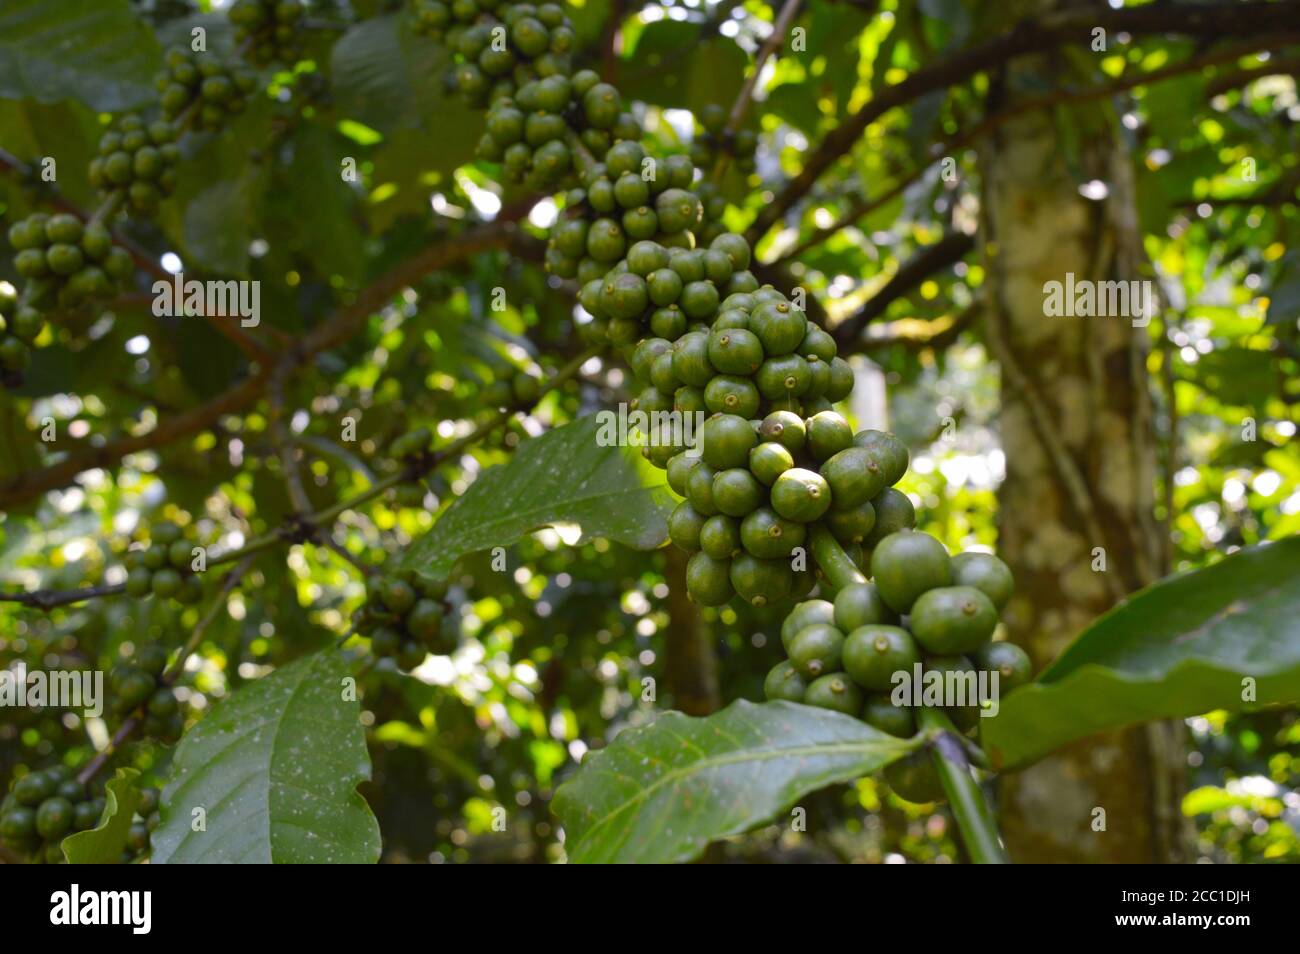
1, 0, 1297, 865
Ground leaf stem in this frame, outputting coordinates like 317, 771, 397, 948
917, 706, 1008, 864
807, 523, 866, 592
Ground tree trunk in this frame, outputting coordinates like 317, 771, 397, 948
978, 9, 1190, 862
663, 547, 720, 715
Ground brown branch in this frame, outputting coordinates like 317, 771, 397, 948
831, 231, 975, 347
766, 35, 1292, 268
745, 0, 1300, 244
600, 0, 625, 82
851, 301, 981, 354
0, 581, 126, 610
0, 370, 271, 510
0, 149, 275, 365
296, 202, 534, 358
268, 362, 312, 517
767, 164, 925, 267
710, 0, 803, 182
1204, 52, 1300, 97
0, 204, 535, 511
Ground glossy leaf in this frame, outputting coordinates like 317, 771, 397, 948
0, 0, 161, 111
553, 700, 919, 863
61, 768, 141, 864
983, 537, 1300, 768
152, 649, 380, 864
401, 414, 677, 579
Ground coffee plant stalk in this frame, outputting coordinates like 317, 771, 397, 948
918, 706, 1008, 864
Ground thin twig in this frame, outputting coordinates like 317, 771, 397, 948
75, 555, 254, 787
745, 1, 1300, 243
0, 581, 126, 610
709, 0, 803, 184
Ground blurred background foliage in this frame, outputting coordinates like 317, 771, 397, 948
0, 0, 1297, 863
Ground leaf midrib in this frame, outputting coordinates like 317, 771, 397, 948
569, 738, 899, 858
422, 483, 664, 563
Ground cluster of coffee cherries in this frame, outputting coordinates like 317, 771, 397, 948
122, 520, 206, 604
572, 229, 760, 349
126, 786, 162, 862
353, 571, 458, 670
7, 212, 135, 311
767, 533, 1032, 801
0, 284, 44, 375
620, 282, 859, 606
690, 104, 758, 172
387, 427, 436, 509
480, 361, 544, 408
687, 104, 756, 245
110, 642, 185, 744
88, 115, 181, 215
550, 148, 726, 294
0, 766, 105, 864
229, 0, 306, 66
480, 72, 639, 194
157, 46, 259, 130
414, 1, 578, 109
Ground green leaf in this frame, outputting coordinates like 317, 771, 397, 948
400, 414, 678, 578
553, 699, 920, 863
983, 537, 1300, 769
152, 649, 381, 864
621, 21, 746, 115
331, 14, 423, 131
263, 125, 366, 282
0, 0, 162, 112
61, 768, 141, 864
1266, 250, 1300, 328
1186, 346, 1278, 406
162, 111, 271, 275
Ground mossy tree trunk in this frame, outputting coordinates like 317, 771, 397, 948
977, 1, 1190, 863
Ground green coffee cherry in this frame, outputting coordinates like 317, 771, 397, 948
685, 551, 733, 606
738, 507, 804, 560
780, 599, 835, 652
950, 551, 1015, 610
89, 115, 179, 214
862, 696, 916, 738
787, 623, 845, 679
763, 660, 807, 703
885, 750, 946, 803
853, 429, 910, 487
832, 582, 895, 632
770, 468, 831, 523
974, 641, 1033, 693
909, 585, 999, 655
869, 530, 952, 614
842, 625, 921, 691
230, 0, 305, 66
862, 487, 916, 549
803, 673, 863, 716
729, 553, 792, 607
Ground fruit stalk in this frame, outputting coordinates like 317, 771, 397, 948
808, 523, 866, 592
710, 0, 803, 184
917, 706, 1008, 864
